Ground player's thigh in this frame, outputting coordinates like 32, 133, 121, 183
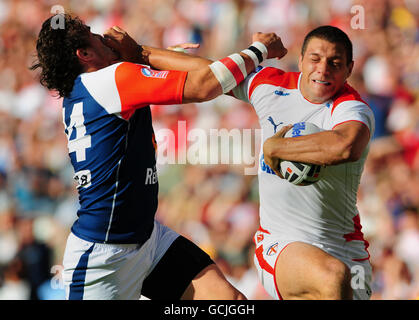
181, 263, 246, 300
275, 241, 351, 299
141, 234, 214, 300
141, 234, 245, 300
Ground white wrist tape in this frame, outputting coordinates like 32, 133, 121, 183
241, 41, 268, 68
209, 53, 247, 93
251, 41, 268, 60
241, 48, 260, 69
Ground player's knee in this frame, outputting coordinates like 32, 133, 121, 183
318, 258, 352, 299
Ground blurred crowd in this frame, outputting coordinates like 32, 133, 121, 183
0, 0, 418, 300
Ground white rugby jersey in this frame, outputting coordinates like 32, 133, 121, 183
232, 66, 375, 261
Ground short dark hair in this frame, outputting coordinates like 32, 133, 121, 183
301, 26, 353, 64
30, 14, 90, 97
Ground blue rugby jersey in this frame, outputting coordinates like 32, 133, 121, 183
62, 62, 187, 244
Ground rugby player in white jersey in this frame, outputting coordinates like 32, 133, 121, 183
234, 26, 374, 300
31, 14, 287, 300
251, 26, 374, 300
135, 25, 374, 300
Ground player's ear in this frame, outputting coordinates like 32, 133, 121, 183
76, 47, 95, 64
298, 55, 303, 72
346, 60, 354, 79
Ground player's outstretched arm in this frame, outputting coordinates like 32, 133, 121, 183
182, 32, 287, 103
142, 44, 212, 71
104, 26, 288, 73
263, 121, 370, 168
103, 27, 287, 103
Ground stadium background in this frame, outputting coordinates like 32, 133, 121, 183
0, 0, 418, 300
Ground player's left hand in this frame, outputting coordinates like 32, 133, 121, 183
103, 26, 142, 63
263, 124, 293, 178
252, 32, 287, 60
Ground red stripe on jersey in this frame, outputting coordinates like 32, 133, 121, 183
115, 62, 187, 120
249, 68, 299, 100
219, 56, 244, 84
343, 214, 370, 261
331, 83, 369, 116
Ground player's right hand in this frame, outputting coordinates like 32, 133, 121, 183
263, 124, 293, 178
252, 32, 287, 60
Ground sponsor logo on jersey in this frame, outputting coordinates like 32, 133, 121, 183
255, 65, 263, 73
141, 68, 169, 79
257, 232, 264, 243
266, 243, 278, 256
267, 116, 283, 133
260, 154, 276, 175
325, 102, 332, 108
145, 165, 158, 185
274, 90, 290, 96
74, 169, 91, 189
290, 122, 306, 137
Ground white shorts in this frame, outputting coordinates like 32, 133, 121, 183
62, 220, 179, 300
253, 226, 372, 300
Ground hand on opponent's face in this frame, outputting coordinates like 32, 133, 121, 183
262, 124, 293, 178
103, 26, 142, 64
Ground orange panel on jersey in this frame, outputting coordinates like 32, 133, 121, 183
249, 68, 299, 99
114, 62, 187, 120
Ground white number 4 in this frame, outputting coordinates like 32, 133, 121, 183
63, 102, 91, 162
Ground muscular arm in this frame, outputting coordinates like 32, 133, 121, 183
181, 52, 256, 103
104, 27, 287, 105
141, 42, 284, 103
141, 46, 241, 100
263, 121, 370, 170
140, 45, 212, 71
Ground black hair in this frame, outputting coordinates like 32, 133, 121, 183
30, 14, 90, 97
301, 26, 353, 64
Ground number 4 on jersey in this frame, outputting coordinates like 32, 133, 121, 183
63, 102, 91, 162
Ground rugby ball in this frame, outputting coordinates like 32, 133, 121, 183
279, 122, 324, 186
